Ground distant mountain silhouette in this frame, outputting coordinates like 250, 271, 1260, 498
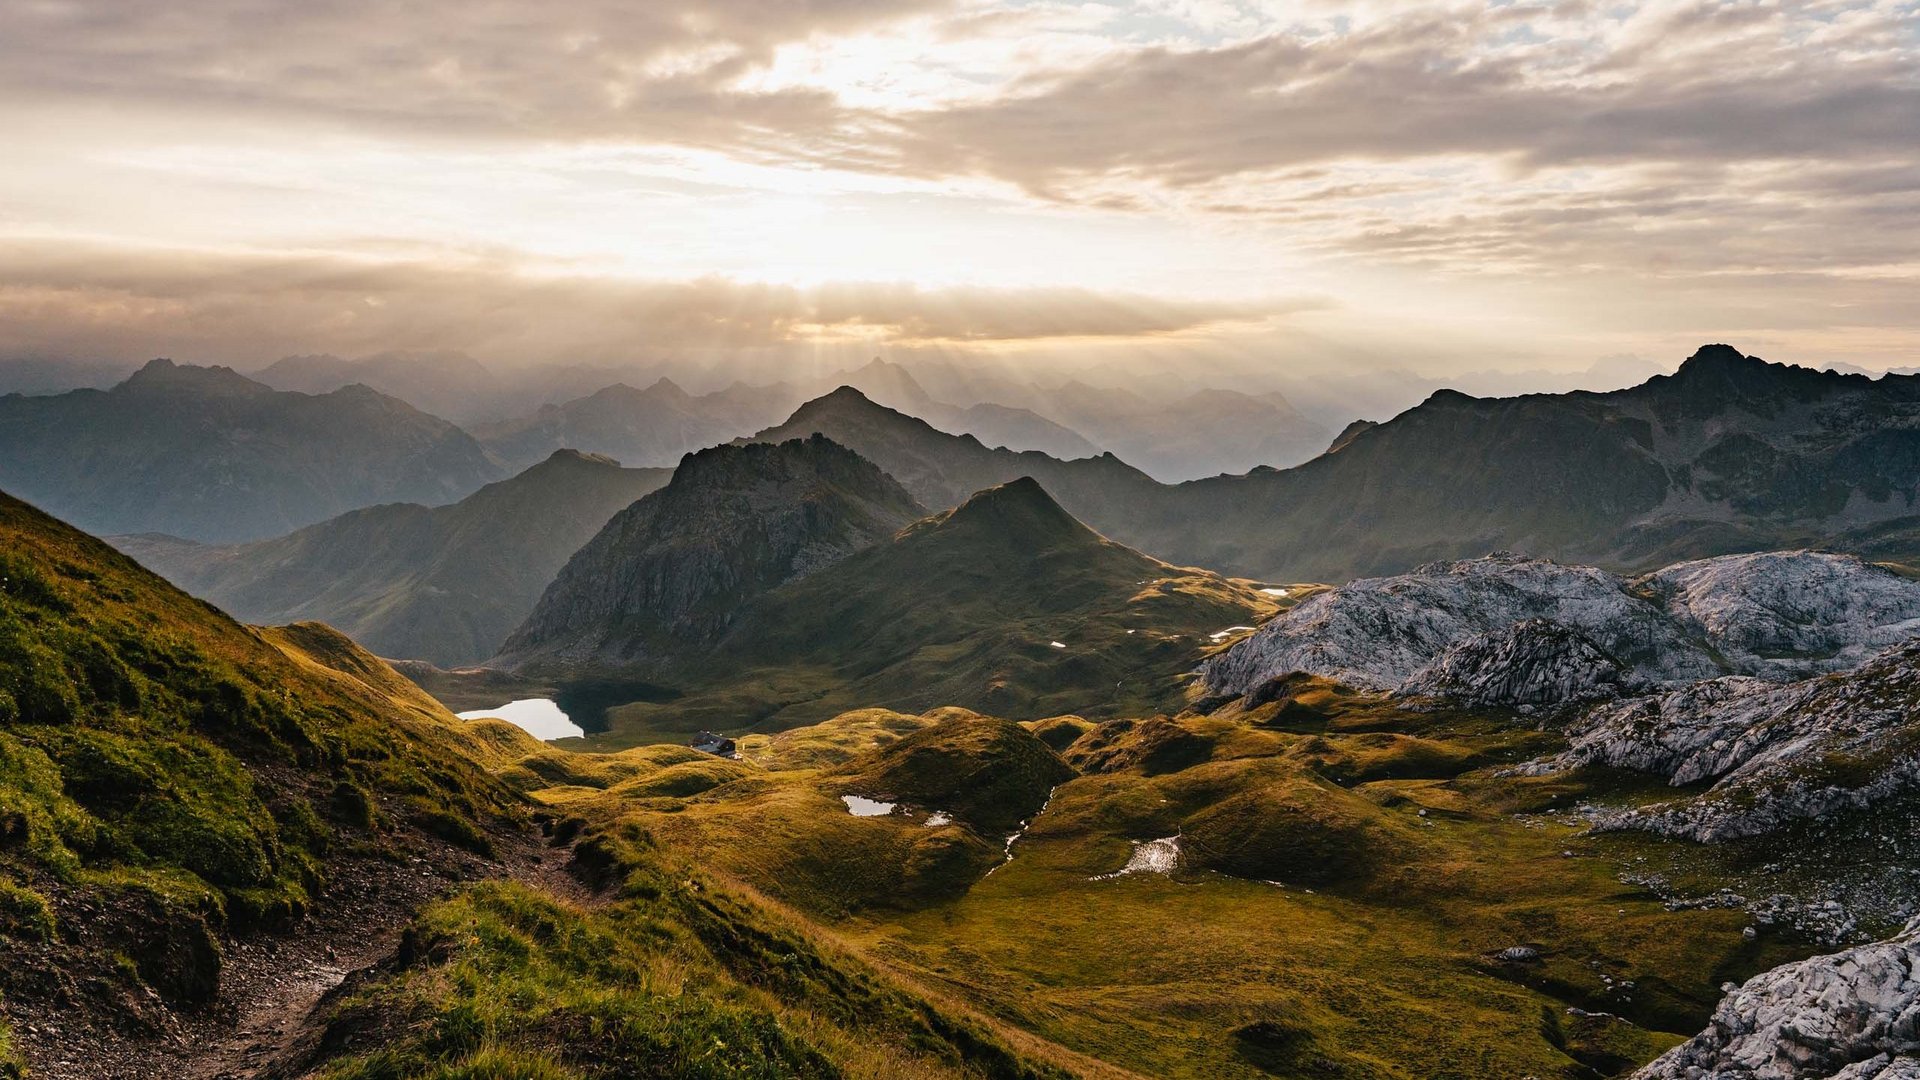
472, 379, 768, 473
0, 359, 502, 542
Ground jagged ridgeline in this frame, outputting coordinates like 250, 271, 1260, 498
496, 436, 1277, 741
751, 347, 1920, 581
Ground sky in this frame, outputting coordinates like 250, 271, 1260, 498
0, 0, 1916, 387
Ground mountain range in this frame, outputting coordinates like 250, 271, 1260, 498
14, 337, 1920, 1076
757, 346, 1920, 582
0, 359, 503, 542
496, 440, 1274, 738
113, 450, 669, 667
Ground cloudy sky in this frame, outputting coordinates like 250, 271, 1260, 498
1, 0, 1915, 384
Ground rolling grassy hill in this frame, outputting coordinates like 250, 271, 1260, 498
114, 449, 670, 667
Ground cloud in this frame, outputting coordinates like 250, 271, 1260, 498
886, 1, 1920, 191
0, 240, 1302, 364
0, 0, 939, 152
2, 0, 1917, 375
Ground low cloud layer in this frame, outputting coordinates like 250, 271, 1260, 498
0, 241, 1295, 364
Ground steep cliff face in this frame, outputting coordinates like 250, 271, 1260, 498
1636, 918, 1920, 1080
1202, 551, 1920, 708
494, 436, 924, 673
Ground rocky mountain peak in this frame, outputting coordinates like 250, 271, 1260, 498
532, 447, 623, 470
1656, 342, 1852, 409
642, 375, 691, 400
119, 357, 267, 397
493, 436, 925, 673
1326, 418, 1379, 453
801, 384, 879, 413
670, 432, 900, 495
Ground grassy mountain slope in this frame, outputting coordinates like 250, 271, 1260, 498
597, 477, 1277, 741
0, 489, 532, 1069
114, 450, 669, 667
0, 491, 1136, 1080
0, 359, 503, 543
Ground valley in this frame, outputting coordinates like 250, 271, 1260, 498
5, 343, 1920, 1078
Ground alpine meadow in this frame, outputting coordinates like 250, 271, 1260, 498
3, 1, 1920, 1078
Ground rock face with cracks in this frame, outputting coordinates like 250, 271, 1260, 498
1636, 918, 1920, 1079
1537, 639, 1920, 842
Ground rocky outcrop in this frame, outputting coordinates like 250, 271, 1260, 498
1399, 618, 1628, 707
1645, 552, 1920, 680
493, 435, 924, 674
1202, 551, 1920, 709
1541, 641, 1920, 841
1635, 918, 1920, 1079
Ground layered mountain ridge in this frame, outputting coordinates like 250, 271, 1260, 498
0, 359, 503, 542
113, 449, 670, 666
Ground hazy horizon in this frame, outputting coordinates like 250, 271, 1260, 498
3, 0, 1916, 388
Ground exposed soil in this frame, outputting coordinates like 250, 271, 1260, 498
3, 825, 597, 1080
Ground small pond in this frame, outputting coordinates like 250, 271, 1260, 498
456, 698, 584, 741
841, 794, 897, 817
